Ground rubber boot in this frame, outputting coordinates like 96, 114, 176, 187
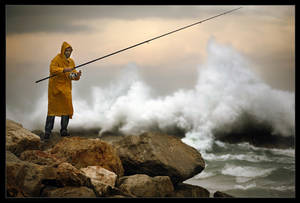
60, 115, 70, 137
44, 116, 55, 140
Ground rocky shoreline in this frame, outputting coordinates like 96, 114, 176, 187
6, 119, 233, 198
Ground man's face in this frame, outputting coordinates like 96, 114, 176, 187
64, 47, 72, 59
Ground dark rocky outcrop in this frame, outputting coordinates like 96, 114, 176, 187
111, 132, 205, 185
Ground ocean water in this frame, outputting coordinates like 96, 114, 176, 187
183, 141, 295, 198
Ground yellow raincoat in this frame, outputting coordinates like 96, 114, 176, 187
47, 42, 80, 119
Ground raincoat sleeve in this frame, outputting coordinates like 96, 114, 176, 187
69, 59, 80, 81
50, 58, 64, 75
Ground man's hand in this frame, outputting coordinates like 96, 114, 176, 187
63, 67, 73, 73
75, 70, 82, 80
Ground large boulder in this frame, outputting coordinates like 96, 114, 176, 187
170, 183, 210, 197
55, 162, 92, 188
6, 151, 26, 197
41, 186, 96, 197
6, 150, 93, 197
112, 132, 205, 184
80, 166, 117, 197
117, 174, 174, 197
6, 150, 49, 197
6, 119, 41, 156
48, 136, 124, 177
19, 150, 64, 166
81, 166, 117, 187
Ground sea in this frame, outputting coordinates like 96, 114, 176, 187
183, 140, 295, 198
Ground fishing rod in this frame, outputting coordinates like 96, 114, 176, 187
35, 7, 242, 83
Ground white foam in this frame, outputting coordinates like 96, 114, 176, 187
270, 185, 295, 191
236, 177, 253, 183
268, 148, 295, 157
194, 170, 216, 179
237, 142, 295, 160
221, 164, 275, 178
203, 152, 271, 163
90, 38, 294, 152
234, 182, 257, 190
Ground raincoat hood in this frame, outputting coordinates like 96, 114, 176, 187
60, 41, 73, 59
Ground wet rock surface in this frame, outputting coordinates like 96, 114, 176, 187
111, 132, 205, 185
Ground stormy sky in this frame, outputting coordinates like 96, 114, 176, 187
5, 5, 295, 130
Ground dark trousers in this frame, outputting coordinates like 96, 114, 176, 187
45, 115, 69, 135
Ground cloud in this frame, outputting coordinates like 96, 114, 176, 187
6, 5, 94, 34
6, 5, 239, 34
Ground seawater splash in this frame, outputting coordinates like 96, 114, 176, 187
75, 38, 293, 153
181, 38, 295, 151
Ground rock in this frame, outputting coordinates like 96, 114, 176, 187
213, 191, 234, 198
6, 150, 46, 197
81, 166, 117, 196
117, 174, 174, 197
19, 150, 64, 166
42, 186, 96, 197
68, 127, 101, 138
6, 150, 94, 197
6, 150, 21, 162
81, 166, 117, 187
112, 132, 205, 184
107, 187, 135, 197
48, 136, 124, 177
99, 133, 127, 144
31, 130, 44, 138
170, 183, 210, 197
6, 151, 25, 197
56, 162, 92, 188
107, 195, 127, 198
91, 182, 112, 197
7, 185, 24, 197
39, 132, 68, 151
6, 119, 41, 156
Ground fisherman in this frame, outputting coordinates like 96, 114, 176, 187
44, 41, 82, 140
